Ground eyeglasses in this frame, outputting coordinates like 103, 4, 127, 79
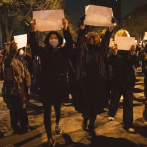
87, 33, 99, 38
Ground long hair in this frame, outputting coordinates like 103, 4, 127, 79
115, 29, 130, 42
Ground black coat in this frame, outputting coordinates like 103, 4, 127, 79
29, 30, 73, 104
73, 29, 112, 115
108, 50, 137, 90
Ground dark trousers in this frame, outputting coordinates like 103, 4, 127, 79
42, 102, 61, 139
143, 85, 147, 120
108, 87, 134, 128
10, 108, 28, 129
82, 103, 97, 126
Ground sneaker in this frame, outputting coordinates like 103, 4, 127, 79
47, 138, 55, 147
127, 127, 135, 133
55, 123, 62, 134
82, 118, 88, 131
88, 124, 96, 138
143, 117, 147, 125
123, 124, 135, 133
144, 120, 147, 125
108, 117, 114, 121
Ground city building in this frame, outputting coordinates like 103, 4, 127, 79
121, 3, 147, 42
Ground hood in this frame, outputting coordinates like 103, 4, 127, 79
44, 31, 63, 48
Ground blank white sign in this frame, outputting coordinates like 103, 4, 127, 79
84, 5, 114, 27
33, 10, 64, 32
14, 34, 27, 49
115, 36, 135, 50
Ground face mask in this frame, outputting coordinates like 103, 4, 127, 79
49, 39, 59, 48
87, 43, 98, 50
19, 49, 24, 56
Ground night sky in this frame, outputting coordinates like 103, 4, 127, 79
65, 0, 89, 22
122, 0, 147, 17
65, 0, 147, 22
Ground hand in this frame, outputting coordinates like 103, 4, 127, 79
30, 19, 36, 31
111, 17, 117, 24
109, 26, 113, 32
130, 45, 136, 55
62, 18, 68, 30
112, 44, 118, 55
80, 15, 86, 25
80, 24, 85, 30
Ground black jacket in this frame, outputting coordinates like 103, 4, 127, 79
73, 28, 112, 114
108, 50, 137, 89
29, 29, 73, 104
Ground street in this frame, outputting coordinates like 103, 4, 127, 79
0, 75, 147, 147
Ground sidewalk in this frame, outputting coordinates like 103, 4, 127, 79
0, 75, 147, 147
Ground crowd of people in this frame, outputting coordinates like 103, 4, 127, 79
1, 14, 147, 147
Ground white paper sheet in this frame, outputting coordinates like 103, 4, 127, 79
115, 36, 135, 50
109, 38, 114, 47
145, 32, 147, 39
84, 5, 114, 27
14, 34, 27, 49
33, 10, 64, 32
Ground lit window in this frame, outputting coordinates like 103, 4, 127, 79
116, 0, 117, 1
129, 15, 131, 19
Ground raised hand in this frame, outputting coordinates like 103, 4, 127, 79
113, 44, 118, 55
30, 19, 36, 31
62, 18, 68, 30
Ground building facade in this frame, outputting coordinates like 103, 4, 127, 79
121, 3, 147, 42
89, 0, 121, 21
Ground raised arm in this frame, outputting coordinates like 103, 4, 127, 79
100, 26, 113, 57
62, 18, 73, 54
29, 19, 42, 56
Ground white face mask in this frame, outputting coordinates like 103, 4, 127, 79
49, 39, 59, 48
19, 49, 24, 56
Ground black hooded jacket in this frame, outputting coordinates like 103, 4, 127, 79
29, 29, 73, 104
72, 28, 112, 114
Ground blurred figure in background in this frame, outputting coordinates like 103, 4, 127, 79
143, 42, 147, 124
3, 41, 29, 134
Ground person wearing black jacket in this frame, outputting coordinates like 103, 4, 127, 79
30, 18, 73, 146
143, 42, 147, 124
108, 30, 138, 133
73, 22, 113, 137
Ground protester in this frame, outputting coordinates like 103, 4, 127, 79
17, 48, 32, 95
136, 43, 141, 70
3, 41, 29, 134
108, 29, 138, 133
31, 55, 41, 97
72, 15, 113, 137
0, 50, 3, 80
30, 18, 73, 146
143, 43, 147, 124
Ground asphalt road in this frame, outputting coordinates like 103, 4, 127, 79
0, 75, 147, 147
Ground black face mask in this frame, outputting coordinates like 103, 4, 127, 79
87, 43, 98, 51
